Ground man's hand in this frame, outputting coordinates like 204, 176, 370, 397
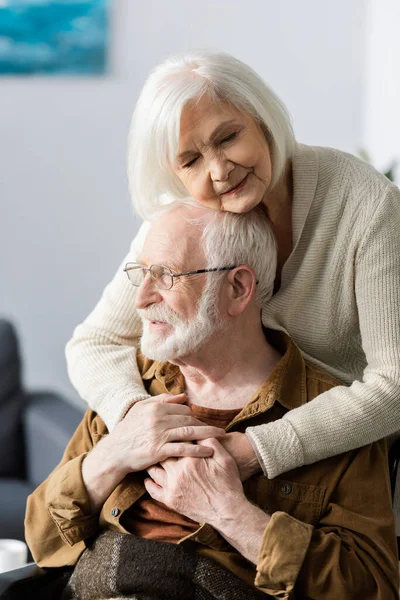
145, 438, 247, 528
82, 394, 225, 511
145, 438, 270, 564
219, 431, 261, 481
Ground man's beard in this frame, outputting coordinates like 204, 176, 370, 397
138, 278, 224, 362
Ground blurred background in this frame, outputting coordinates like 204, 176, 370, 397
0, 0, 399, 409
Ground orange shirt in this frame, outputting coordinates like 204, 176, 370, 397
121, 404, 241, 542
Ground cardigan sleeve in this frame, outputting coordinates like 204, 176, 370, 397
247, 184, 400, 478
65, 222, 151, 432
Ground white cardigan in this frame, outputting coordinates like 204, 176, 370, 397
65, 144, 400, 478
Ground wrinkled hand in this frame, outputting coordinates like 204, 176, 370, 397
145, 438, 247, 527
219, 431, 261, 481
104, 394, 226, 476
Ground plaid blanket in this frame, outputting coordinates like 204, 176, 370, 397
61, 531, 267, 600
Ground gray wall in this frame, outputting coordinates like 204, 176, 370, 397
363, 0, 400, 181
0, 0, 367, 407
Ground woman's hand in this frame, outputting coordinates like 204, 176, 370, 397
145, 438, 247, 527
219, 431, 261, 481
105, 393, 226, 474
82, 393, 225, 511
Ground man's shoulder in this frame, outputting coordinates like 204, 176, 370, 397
137, 350, 154, 375
136, 350, 165, 379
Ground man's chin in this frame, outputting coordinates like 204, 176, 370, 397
140, 334, 175, 362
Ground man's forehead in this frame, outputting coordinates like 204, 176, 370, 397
138, 214, 203, 269
139, 228, 184, 269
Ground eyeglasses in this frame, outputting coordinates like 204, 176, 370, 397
123, 262, 237, 290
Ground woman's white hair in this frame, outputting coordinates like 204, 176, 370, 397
128, 50, 296, 220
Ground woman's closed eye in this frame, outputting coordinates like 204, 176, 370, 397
182, 132, 238, 168
183, 157, 198, 168
220, 132, 237, 144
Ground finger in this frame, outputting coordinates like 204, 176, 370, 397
197, 438, 239, 472
158, 456, 178, 467
147, 465, 166, 486
197, 437, 232, 457
166, 425, 226, 442
161, 442, 214, 459
142, 393, 187, 406
159, 393, 188, 404
144, 477, 163, 501
164, 415, 212, 427
161, 404, 194, 416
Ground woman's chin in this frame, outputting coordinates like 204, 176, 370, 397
220, 192, 262, 214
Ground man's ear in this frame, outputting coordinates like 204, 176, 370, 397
226, 266, 257, 317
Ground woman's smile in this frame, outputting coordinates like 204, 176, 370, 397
222, 173, 249, 195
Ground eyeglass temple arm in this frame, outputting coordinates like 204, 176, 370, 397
171, 266, 236, 278
171, 266, 258, 284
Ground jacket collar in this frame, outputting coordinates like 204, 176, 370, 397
262, 330, 307, 411
139, 331, 307, 415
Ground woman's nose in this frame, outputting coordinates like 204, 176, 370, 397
207, 154, 235, 182
135, 273, 162, 309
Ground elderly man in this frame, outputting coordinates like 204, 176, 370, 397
25, 204, 398, 600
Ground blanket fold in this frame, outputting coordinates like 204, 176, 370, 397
61, 531, 267, 600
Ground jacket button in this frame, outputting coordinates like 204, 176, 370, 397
281, 483, 292, 495
111, 507, 120, 517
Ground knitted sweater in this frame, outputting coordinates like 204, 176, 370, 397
65, 143, 400, 479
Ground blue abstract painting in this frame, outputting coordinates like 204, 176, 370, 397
0, 0, 109, 75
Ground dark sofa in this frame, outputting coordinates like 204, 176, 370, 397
0, 319, 83, 543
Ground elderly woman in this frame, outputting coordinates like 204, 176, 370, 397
66, 51, 400, 481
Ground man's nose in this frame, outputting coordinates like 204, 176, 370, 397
207, 153, 235, 182
135, 273, 162, 309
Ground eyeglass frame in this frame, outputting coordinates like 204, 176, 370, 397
123, 262, 238, 290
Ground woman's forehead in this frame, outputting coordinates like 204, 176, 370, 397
179, 95, 244, 140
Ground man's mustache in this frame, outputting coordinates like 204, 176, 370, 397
137, 305, 181, 326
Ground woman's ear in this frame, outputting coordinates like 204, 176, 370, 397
226, 266, 257, 317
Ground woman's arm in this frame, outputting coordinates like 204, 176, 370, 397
65, 222, 151, 432
247, 184, 400, 478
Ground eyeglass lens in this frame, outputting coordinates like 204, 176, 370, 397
125, 264, 173, 290
149, 265, 173, 289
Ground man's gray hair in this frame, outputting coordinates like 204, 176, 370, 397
200, 208, 277, 308
128, 50, 296, 220
152, 201, 277, 308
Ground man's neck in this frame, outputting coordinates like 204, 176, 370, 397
172, 318, 282, 410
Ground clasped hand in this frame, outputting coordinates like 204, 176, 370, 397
105, 393, 226, 476
145, 438, 248, 528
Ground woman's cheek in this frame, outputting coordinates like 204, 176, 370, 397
231, 145, 257, 169
192, 176, 219, 206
